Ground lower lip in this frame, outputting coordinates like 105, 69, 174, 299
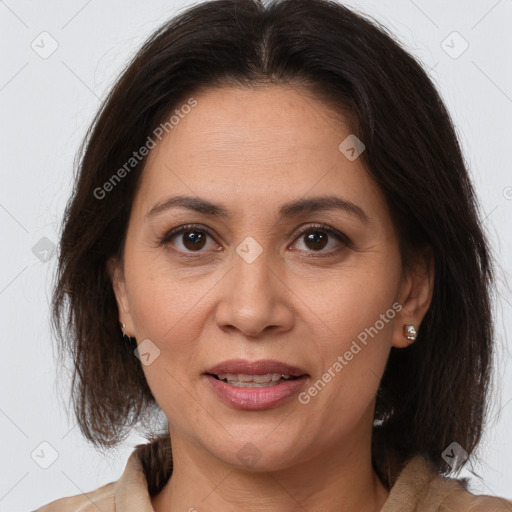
204, 374, 308, 410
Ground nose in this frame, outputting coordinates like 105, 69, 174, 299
214, 247, 294, 338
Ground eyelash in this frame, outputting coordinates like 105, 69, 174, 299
159, 223, 351, 258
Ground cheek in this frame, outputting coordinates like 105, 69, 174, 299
300, 254, 400, 404
310, 251, 401, 342
125, 241, 214, 334
125, 266, 204, 419
123, 250, 215, 383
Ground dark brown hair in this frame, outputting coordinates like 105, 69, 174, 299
52, 0, 496, 488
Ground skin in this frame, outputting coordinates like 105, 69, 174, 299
109, 84, 434, 511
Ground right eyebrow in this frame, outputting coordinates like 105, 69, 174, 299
146, 195, 230, 220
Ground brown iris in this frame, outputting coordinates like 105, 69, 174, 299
182, 231, 207, 251
304, 231, 328, 251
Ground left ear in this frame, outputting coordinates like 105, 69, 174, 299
392, 245, 434, 348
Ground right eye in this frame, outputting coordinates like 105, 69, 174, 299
160, 224, 222, 254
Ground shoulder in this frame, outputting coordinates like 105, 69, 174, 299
383, 455, 512, 511
33, 447, 154, 512
35, 482, 116, 511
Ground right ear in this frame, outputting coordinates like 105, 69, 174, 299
107, 256, 133, 332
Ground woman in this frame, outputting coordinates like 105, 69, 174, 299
38, 0, 511, 510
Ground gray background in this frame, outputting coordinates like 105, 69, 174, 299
1, 0, 511, 509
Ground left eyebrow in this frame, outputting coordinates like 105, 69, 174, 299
278, 196, 369, 224
145, 194, 369, 224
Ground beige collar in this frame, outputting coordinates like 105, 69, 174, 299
113, 450, 155, 511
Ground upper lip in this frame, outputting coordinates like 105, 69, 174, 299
205, 359, 308, 377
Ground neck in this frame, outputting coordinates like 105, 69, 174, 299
151, 428, 389, 512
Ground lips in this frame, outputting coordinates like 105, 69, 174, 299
205, 358, 307, 378
203, 359, 309, 410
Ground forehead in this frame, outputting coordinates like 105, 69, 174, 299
134, 85, 386, 220
161, 84, 349, 156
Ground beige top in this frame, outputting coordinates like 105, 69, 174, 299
35, 443, 512, 511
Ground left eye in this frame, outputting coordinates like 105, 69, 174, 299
290, 225, 348, 253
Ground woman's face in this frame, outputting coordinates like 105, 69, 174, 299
111, 85, 430, 471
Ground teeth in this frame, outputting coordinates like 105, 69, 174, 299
226, 381, 280, 388
215, 373, 293, 386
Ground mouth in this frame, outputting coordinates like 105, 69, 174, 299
203, 359, 309, 409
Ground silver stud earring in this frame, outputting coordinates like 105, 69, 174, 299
403, 324, 417, 343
